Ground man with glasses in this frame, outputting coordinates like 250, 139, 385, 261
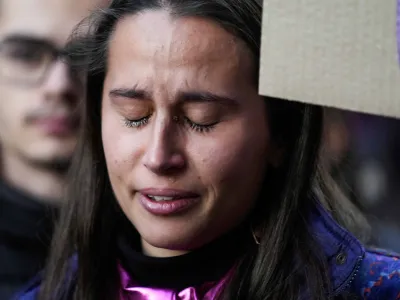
0, 0, 106, 298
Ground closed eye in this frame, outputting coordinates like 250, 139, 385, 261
123, 116, 150, 128
184, 117, 217, 133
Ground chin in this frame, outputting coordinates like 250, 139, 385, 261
29, 140, 76, 161
24, 147, 73, 171
125, 201, 219, 254
135, 219, 208, 252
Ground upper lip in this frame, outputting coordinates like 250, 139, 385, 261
34, 114, 80, 126
138, 188, 199, 198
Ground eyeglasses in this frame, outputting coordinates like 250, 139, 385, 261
0, 35, 76, 86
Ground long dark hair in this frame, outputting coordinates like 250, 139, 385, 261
39, 1, 369, 299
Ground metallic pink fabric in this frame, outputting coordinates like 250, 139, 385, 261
118, 264, 232, 300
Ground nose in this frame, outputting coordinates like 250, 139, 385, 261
41, 60, 80, 106
143, 119, 186, 175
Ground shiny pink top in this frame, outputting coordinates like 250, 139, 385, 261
118, 264, 232, 300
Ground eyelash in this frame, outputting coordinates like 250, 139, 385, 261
123, 116, 216, 133
186, 119, 215, 133
124, 117, 149, 128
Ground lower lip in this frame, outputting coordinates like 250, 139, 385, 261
138, 193, 200, 216
34, 118, 76, 136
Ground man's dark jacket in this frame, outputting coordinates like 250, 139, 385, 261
0, 181, 55, 299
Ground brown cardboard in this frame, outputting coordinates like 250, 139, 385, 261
259, 0, 400, 119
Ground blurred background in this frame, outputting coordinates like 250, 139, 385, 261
323, 108, 400, 252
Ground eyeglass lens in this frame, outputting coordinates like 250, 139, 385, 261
0, 36, 58, 85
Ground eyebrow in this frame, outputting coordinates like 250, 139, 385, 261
1, 34, 55, 48
180, 92, 239, 106
109, 88, 239, 106
109, 88, 150, 100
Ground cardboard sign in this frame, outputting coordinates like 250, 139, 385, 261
260, 0, 400, 119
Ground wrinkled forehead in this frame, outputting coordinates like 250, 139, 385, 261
0, 0, 100, 46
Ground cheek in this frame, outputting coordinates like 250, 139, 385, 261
101, 105, 142, 184
102, 109, 126, 178
193, 118, 270, 191
0, 91, 28, 135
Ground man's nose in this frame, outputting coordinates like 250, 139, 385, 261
41, 60, 80, 105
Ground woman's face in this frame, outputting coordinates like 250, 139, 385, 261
102, 10, 276, 257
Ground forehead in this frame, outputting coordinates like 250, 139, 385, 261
0, 0, 97, 46
108, 11, 252, 82
118, 11, 243, 61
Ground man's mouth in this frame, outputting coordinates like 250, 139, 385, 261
33, 115, 78, 136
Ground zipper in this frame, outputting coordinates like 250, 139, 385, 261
333, 254, 365, 297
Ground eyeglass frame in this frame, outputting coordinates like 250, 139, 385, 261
0, 34, 81, 87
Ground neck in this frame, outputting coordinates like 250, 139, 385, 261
1, 150, 66, 204
117, 221, 252, 290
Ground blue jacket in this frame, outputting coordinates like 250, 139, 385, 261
15, 204, 400, 299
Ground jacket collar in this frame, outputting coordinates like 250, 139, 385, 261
309, 203, 365, 294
